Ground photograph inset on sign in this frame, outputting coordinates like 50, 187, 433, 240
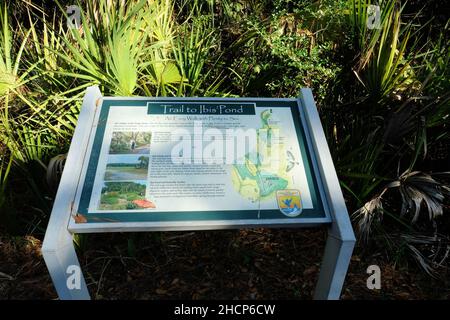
109, 131, 151, 154
104, 155, 149, 181
99, 181, 155, 210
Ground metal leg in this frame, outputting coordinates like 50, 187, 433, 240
299, 89, 356, 300
313, 229, 355, 300
42, 86, 101, 300
42, 234, 90, 300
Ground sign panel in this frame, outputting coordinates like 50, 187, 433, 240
43, 87, 355, 300
70, 98, 330, 229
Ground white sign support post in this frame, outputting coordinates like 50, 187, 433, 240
42, 86, 102, 299
42, 86, 355, 300
299, 89, 356, 299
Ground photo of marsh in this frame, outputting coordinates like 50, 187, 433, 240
104, 155, 149, 181
109, 131, 151, 154
98, 181, 146, 210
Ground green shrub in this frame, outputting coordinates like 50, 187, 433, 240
126, 202, 137, 210
126, 193, 141, 201
101, 195, 119, 205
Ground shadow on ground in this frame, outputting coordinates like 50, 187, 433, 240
0, 229, 448, 299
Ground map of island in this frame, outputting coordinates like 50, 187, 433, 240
231, 109, 294, 203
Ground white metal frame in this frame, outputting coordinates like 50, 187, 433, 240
42, 86, 102, 299
299, 88, 356, 299
68, 95, 332, 232
42, 86, 355, 300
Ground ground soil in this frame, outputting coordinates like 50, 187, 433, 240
1, 229, 449, 300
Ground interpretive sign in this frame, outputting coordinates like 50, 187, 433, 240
42, 86, 355, 300
73, 96, 329, 229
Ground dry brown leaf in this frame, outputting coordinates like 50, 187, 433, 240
73, 213, 87, 223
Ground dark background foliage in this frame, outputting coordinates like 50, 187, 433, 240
0, 0, 448, 299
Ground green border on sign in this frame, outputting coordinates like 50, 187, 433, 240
77, 99, 325, 223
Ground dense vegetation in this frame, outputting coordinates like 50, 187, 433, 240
100, 181, 147, 210
0, 0, 449, 287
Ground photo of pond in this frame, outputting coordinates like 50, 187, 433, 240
109, 131, 151, 154
104, 155, 149, 181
